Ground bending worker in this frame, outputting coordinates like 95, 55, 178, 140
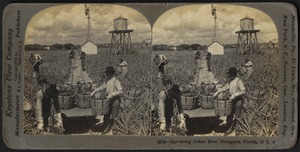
35, 79, 63, 131
154, 54, 168, 78
158, 84, 186, 132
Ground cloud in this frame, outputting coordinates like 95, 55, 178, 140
153, 4, 278, 45
25, 4, 151, 45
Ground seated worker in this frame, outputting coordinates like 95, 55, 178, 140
213, 67, 246, 133
90, 66, 123, 134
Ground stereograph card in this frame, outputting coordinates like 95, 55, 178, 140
2, 2, 298, 150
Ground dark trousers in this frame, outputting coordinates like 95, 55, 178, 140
158, 64, 165, 74
41, 102, 51, 129
103, 96, 121, 131
81, 59, 86, 71
227, 96, 244, 124
164, 100, 175, 130
207, 59, 211, 71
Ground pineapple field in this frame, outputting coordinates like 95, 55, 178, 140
24, 47, 279, 137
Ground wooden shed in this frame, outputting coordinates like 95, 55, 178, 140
81, 41, 97, 54
208, 41, 224, 55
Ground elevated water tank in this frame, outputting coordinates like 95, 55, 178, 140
240, 16, 254, 31
114, 16, 127, 30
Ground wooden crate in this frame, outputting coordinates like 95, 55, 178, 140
247, 89, 265, 100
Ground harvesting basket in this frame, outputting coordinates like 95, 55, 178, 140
58, 92, 75, 110
94, 91, 107, 100
77, 93, 91, 109
181, 93, 198, 110
214, 99, 232, 116
124, 89, 142, 100
247, 89, 265, 101
91, 98, 109, 115
199, 94, 214, 109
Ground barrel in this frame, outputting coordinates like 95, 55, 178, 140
214, 99, 232, 116
247, 89, 265, 101
58, 92, 75, 110
199, 94, 214, 109
181, 93, 198, 110
91, 99, 109, 115
77, 94, 91, 109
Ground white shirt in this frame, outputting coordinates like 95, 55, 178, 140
218, 77, 246, 97
95, 77, 123, 96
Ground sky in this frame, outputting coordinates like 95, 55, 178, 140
153, 4, 278, 45
25, 4, 278, 46
25, 4, 151, 45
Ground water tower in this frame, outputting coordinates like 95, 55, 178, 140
109, 16, 134, 55
235, 16, 260, 55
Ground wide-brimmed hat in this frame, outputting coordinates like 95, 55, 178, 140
104, 66, 115, 75
167, 84, 182, 99
45, 84, 59, 98
227, 67, 238, 77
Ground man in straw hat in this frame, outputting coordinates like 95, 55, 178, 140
158, 84, 186, 133
90, 66, 123, 134
213, 67, 246, 133
35, 79, 63, 131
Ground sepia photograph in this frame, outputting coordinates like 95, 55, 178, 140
1, 2, 297, 150
23, 4, 152, 136
151, 4, 279, 137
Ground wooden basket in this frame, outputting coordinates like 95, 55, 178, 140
247, 89, 265, 101
125, 89, 142, 100
58, 93, 75, 110
91, 99, 109, 115
94, 91, 107, 100
199, 94, 214, 109
214, 100, 232, 116
77, 94, 91, 109
181, 93, 198, 110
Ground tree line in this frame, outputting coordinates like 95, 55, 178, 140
25, 43, 81, 51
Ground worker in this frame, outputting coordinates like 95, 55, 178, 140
213, 67, 246, 133
243, 59, 253, 81
29, 53, 43, 78
90, 66, 123, 134
80, 51, 86, 71
34, 79, 63, 132
195, 50, 201, 64
158, 84, 186, 133
69, 50, 75, 71
206, 52, 212, 72
118, 58, 128, 80
154, 54, 168, 78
